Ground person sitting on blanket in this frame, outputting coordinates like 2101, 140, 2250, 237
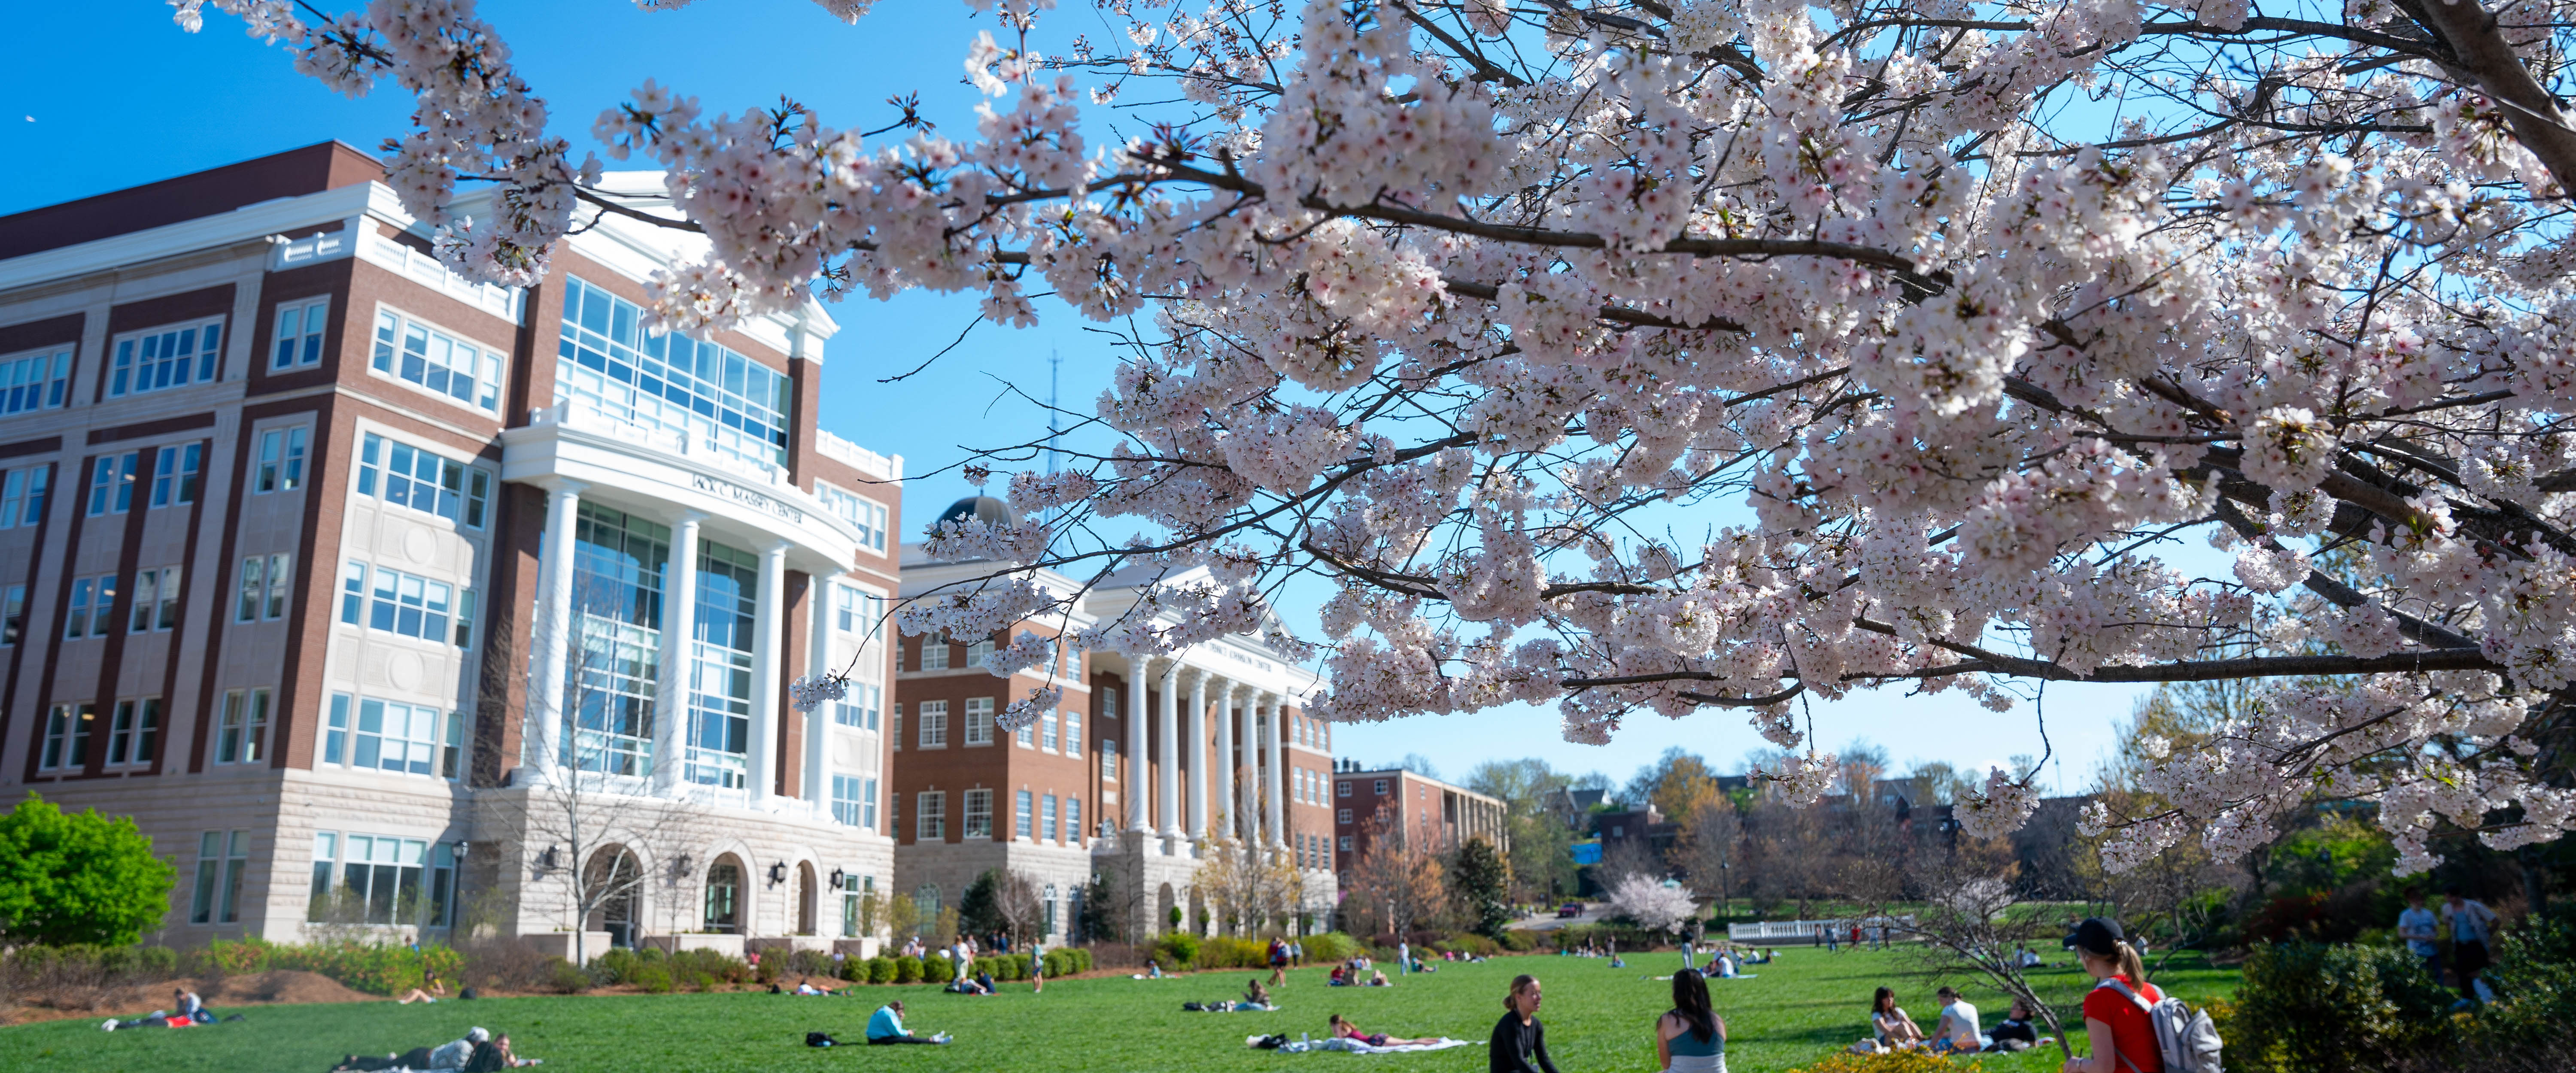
948, 972, 991, 995
866, 1000, 951, 1045
1329, 965, 1352, 986
1329, 1014, 1439, 1047
1367, 969, 1394, 987
1245, 978, 1274, 1007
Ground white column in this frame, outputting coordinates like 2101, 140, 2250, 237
1235, 683, 1257, 845
1264, 693, 1286, 849
653, 512, 702, 794
1127, 658, 1152, 831
1213, 676, 1236, 843
804, 571, 834, 810
1187, 671, 1212, 841
523, 479, 585, 783
749, 540, 789, 808
1157, 660, 1182, 837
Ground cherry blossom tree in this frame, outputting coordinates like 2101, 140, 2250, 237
173, 0, 2576, 875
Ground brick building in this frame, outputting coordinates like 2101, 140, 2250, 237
895, 508, 1340, 939
1331, 763, 1508, 869
0, 144, 904, 958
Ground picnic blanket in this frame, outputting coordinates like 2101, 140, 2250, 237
1252, 1036, 1477, 1054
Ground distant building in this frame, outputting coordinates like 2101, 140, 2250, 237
1330, 763, 1508, 870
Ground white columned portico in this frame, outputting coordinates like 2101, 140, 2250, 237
1262, 692, 1285, 849
749, 540, 789, 807
652, 511, 703, 793
1187, 670, 1212, 842
524, 479, 586, 782
1128, 658, 1153, 831
1213, 676, 1236, 843
1157, 660, 1182, 838
803, 571, 834, 810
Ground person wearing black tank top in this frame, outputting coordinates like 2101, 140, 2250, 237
1491, 975, 1561, 1073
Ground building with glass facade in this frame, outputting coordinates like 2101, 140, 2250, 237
0, 144, 903, 958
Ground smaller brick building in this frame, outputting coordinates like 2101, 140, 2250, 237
1330, 763, 1508, 869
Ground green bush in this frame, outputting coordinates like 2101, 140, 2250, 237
1302, 933, 1357, 963
631, 964, 673, 993
1042, 949, 1071, 977
686, 970, 717, 992
894, 955, 921, 984
866, 956, 896, 984
0, 794, 179, 946
546, 957, 589, 994
2224, 941, 2454, 1073
1192, 937, 1264, 970
198, 938, 464, 996
788, 949, 835, 977
922, 954, 955, 983
668, 947, 750, 984
1153, 932, 1200, 970
1497, 929, 1536, 952
753, 949, 783, 984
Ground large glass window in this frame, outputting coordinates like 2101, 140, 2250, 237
705, 861, 743, 932
965, 697, 995, 746
358, 434, 490, 527
39, 703, 92, 770
569, 506, 669, 777
109, 318, 223, 397
272, 297, 329, 369
255, 427, 310, 493
191, 831, 249, 924
817, 484, 888, 552
87, 452, 137, 515
556, 276, 791, 469
307, 833, 452, 928
340, 562, 471, 646
324, 693, 456, 777
685, 543, 760, 788
0, 464, 49, 529
832, 774, 877, 829
150, 445, 201, 508
371, 309, 503, 411
0, 345, 72, 415
964, 788, 993, 839
215, 688, 270, 765
915, 794, 945, 842
916, 699, 948, 748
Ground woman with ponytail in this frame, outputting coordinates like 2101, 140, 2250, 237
1655, 969, 1726, 1073
2060, 918, 2162, 1073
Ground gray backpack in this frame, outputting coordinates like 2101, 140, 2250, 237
2101, 979, 2224, 1073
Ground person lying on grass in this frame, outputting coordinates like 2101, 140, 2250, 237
1329, 1014, 1439, 1047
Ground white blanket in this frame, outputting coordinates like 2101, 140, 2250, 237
1255, 1037, 1476, 1054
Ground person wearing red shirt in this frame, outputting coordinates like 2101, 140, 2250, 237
2060, 918, 2163, 1073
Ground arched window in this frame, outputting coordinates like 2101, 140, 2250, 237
914, 883, 942, 919
705, 857, 743, 932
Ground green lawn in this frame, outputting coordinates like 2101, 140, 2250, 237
1, 948, 2239, 1073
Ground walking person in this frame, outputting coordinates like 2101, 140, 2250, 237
1655, 969, 1727, 1073
1399, 939, 1411, 974
1491, 975, 1560, 1073
2442, 886, 2500, 1003
2396, 888, 2442, 984
2058, 918, 2162, 1073
1030, 935, 1045, 994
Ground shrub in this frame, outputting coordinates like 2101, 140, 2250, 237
922, 954, 955, 983
545, 957, 589, 994
866, 956, 896, 984
1497, 929, 1536, 952
1192, 937, 1265, 970
753, 951, 783, 984
631, 964, 673, 993
0, 794, 179, 946
199, 938, 464, 996
788, 949, 835, 977
667, 947, 750, 984
1439, 934, 1501, 957
1153, 933, 1200, 969
1302, 933, 1358, 963
686, 970, 717, 992
1786, 1049, 1982, 1073
1070, 948, 1093, 973
1042, 949, 1070, 977
895, 955, 921, 984
2223, 941, 2454, 1073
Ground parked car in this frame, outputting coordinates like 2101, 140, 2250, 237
1557, 903, 1584, 918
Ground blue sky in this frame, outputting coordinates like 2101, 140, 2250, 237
0, 2, 2158, 794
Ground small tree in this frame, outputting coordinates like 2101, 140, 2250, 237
1449, 837, 1513, 939
1673, 791, 1744, 918
959, 870, 1003, 939
0, 793, 176, 946
1901, 843, 2076, 1062
884, 893, 921, 943
1604, 873, 1698, 935
1343, 809, 1445, 942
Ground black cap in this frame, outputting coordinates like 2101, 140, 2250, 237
2063, 917, 2123, 956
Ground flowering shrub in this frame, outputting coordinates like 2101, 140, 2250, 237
1787, 1050, 1982, 1073
1604, 875, 1698, 934
171, 0, 2576, 872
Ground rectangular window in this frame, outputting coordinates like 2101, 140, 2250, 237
916, 699, 948, 748
40, 703, 94, 770
109, 318, 224, 397
890, 703, 902, 750
86, 452, 137, 515
1375, 779, 1388, 795
0, 464, 49, 528
340, 562, 466, 646
1340, 780, 1353, 797
272, 297, 329, 369
346, 697, 446, 776
216, 688, 271, 765
326, 694, 349, 765
1015, 790, 1034, 840
1338, 808, 1353, 825
150, 444, 202, 507
1067, 798, 1082, 843
964, 788, 994, 839
915, 791, 946, 841
240, 552, 292, 621
128, 566, 180, 632
919, 636, 951, 670
1041, 794, 1058, 842
371, 309, 502, 410
106, 697, 161, 767
191, 831, 250, 924
965, 697, 995, 746
833, 680, 881, 730
832, 774, 869, 828
64, 573, 116, 640
357, 433, 490, 527
0, 583, 22, 646
0, 346, 73, 415
1041, 710, 1058, 752
1339, 836, 1354, 853
1100, 738, 1118, 781
967, 636, 995, 668
862, 777, 879, 831
309, 833, 445, 927
557, 276, 791, 468
817, 484, 890, 553
255, 427, 310, 493
1064, 711, 1081, 758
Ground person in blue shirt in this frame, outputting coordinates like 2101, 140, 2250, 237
2396, 888, 2442, 984
866, 1001, 948, 1045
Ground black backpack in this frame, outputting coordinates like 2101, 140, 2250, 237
805, 1032, 840, 1048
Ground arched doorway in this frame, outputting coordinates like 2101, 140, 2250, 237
705, 855, 744, 934
796, 862, 818, 936
1155, 882, 1176, 936
1188, 886, 1207, 937
1042, 883, 1060, 941
583, 846, 641, 947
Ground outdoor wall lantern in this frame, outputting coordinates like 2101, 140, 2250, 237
538, 845, 559, 870
829, 868, 847, 891
768, 861, 788, 885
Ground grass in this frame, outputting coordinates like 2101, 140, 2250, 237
1, 947, 2239, 1073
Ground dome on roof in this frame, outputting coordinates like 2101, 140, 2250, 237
937, 495, 1021, 530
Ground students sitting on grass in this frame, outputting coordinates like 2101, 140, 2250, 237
1654, 969, 1726, 1073
1243, 978, 1274, 1009
396, 973, 447, 1005
1367, 969, 1394, 987
866, 1001, 951, 1045
1870, 987, 1926, 1049
459, 1032, 539, 1070
1330, 965, 1352, 986
333, 1027, 486, 1072
1929, 986, 1982, 1054
1491, 975, 1560, 1073
1330, 1014, 1439, 1047
1983, 998, 2050, 1052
